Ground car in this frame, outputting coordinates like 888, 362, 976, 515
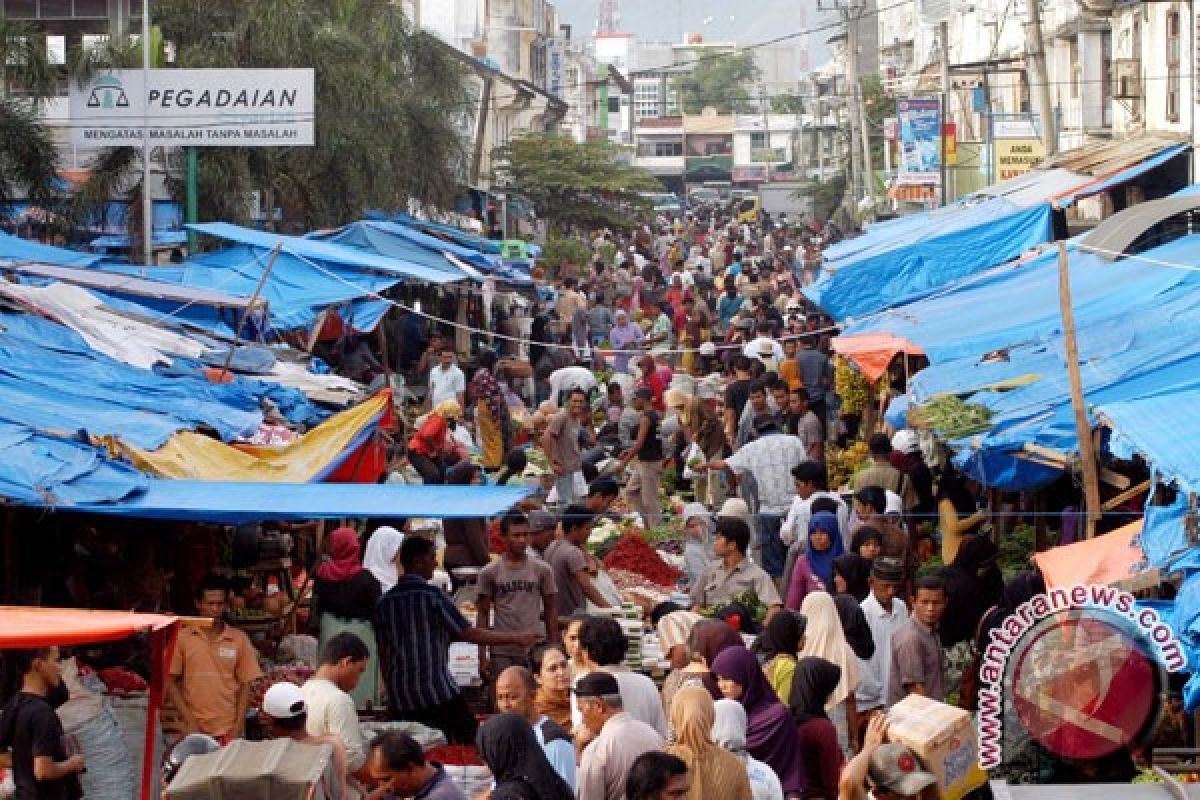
687, 187, 721, 207
640, 192, 683, 214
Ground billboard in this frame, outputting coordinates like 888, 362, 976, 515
69, 69, 315, 147
546, 36, 565, 99
994, 138, 1046, 181
897, 97, 941, 185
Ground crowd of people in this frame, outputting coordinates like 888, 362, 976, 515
1, 208, 1028, 800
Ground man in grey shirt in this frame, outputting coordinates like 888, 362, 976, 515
887, 574, 948, 707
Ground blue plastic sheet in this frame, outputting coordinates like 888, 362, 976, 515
804, 202, 1054, 320
0, 231, 108, 267
60, 480, 532, 523
0, 421, 146, 507
312, 220, 494, 273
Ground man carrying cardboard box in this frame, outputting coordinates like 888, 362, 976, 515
839, 715, 936, 800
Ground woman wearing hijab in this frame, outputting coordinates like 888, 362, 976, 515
532, 644, 573, 730
441, 462, 490, 579
760, 610, 803, 703
667, 687, 754, 800
682, 619, 745, 699
831, 554, 871, 603
940, 534, 1004, 646
798, 592, 860, 755
362, 526, 404, 594
712, 698, 785, 800
711, 647, 807, 798
314, 527, 382, 709
477, 713, 574, 800
789, 658, 845, 800
657, 610, 710, 711
470, 350, 513, 471
977, 571, 1046, 652
785, 512, 844, 609
849, 526, 882, 562
680, 504, 714, 589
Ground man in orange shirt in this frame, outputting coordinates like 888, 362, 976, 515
167, 576, 263, 742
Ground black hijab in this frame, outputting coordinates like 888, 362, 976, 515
832, 554, 872, 602
940, 534, 1002, 646
976, 570, 1046, 650
833, 594, 875, 660
759, 609, 803, 660
477, 713, 573, 800
789, 656, 842, 725
850, 525, 882, 558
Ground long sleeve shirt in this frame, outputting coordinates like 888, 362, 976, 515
578, 713, 665, 800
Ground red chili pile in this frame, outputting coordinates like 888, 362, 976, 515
426, 744, 483, 766
602, 533, 681, 587
97, 668, 147, 693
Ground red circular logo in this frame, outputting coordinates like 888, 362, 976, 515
897, 754, 917, 773
1010, 611, 1162, 760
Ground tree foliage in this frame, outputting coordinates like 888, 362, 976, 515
0, 17, 63, 221
672, 52, 761, 115
491, 134, 660, 232
73, 0, 474, 233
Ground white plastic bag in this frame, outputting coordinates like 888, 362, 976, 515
681, 442, 704, 479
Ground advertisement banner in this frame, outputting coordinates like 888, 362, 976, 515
897, 97, 941, 185
993, 137, 1046, 181
546, 37, 565, 99
69, 69, 315, 147
750, 147, 788, 163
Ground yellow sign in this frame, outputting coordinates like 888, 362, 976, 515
994, 137, 1045, 180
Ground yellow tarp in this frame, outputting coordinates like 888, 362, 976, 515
123, 393, 388, 482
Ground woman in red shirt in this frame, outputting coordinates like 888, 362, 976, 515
405, 400, 462, 484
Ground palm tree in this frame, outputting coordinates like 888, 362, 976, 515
74, 0, 474, 240
0, 17, 64, 224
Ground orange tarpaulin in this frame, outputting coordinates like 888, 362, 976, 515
1032, 520, 1145, 588
832, 333, 926, 383
0, 607, 179, 800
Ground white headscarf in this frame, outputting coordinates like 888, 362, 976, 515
363, 526, 404, 593
711, 698, 749, 754
798, 592, 859, 710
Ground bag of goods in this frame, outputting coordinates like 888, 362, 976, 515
425, 745, 492, 798
885, 694, 988, 800
63, 704, 134, 800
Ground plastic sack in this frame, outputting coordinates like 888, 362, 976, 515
65, 703, 134, 800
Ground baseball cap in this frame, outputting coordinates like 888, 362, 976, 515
871, 556, 905, 583
868, 743, 937, 796
574, 671, 620, 698
528, 510, 557, 532
699, 341, 717, 357
262, 682, 306, 720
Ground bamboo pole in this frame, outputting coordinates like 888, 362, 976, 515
219, 243, 281, 380
1057, 239, 1102, 537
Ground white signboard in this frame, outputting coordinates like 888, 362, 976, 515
919, 0, 954, 25
546, 36, 565, 99
69, 68, 315, 147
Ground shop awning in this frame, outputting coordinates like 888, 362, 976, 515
0, 607, 177, 647
0, 230, 108, 267
832, 333, 925, 383
1032, 520, 1144, 588
67, 480, 532, 523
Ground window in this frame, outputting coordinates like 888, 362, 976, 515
46, 34, 65, 65
4, 0, 36, 18
40, 0, 71, 17
1167, 11, 1181, 121
635, 140, 682, 158
750, 131, 767, 149
607, 96, 621, 113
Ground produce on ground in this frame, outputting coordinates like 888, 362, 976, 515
602, 532, 682, 587
425, 744, 483, 766
608, 569, 673, 606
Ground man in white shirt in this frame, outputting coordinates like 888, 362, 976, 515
575, 672, 665, 800
495, 666, 576, 790
426, 345, 465, 410
781, 461, 851, 551
302, 633, 371, 798
856, 557, 909, 716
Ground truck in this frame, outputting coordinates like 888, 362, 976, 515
758, 181, 814, 220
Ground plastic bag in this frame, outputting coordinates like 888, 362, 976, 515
681, 442, 704, 479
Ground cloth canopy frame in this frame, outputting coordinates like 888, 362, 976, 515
0, 607, 179, 800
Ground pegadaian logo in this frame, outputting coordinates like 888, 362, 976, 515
87, 75, 130, 110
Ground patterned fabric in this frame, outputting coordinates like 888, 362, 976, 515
471, 367, 512, 456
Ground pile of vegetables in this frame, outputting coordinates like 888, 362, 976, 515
602, 532, 682, 587
835, 356, 871, 415
911, 395, 993, 439
698, 590, 768, 625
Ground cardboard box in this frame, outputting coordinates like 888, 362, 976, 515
885, 695, 988, 800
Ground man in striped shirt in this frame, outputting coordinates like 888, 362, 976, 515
375, 535, 538, 744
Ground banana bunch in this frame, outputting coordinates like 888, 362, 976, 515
826, 441, 870, 490
835, 356, 871, 414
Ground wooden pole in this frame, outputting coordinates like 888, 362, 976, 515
1057, 239, 1102, 537
219, 243, 281, 380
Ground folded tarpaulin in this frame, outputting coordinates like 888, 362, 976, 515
0, 230, 109, 268
1032, 520, 1146, 588
123, 392, 389, 482
60, 480, 532, 523
831, 333, 925, 383
0, 420, 147, 506
804, 201, 1054, 321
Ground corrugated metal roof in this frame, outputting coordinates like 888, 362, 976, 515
1080, 194, 1200, 260
1042, 133, 1190, 176
977, 167, 1091, 207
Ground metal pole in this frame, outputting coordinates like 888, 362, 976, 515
1025, 0, 1057, 156
141, 0, 153, 266
220, 243, 282, 380
186, 147, 198, 252
845, 5, 875, 212
939, 20, 950, 207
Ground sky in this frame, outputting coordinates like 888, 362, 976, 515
553, 0, 833, 66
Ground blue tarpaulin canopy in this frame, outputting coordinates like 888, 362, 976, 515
0, 421, 147, 507
0, 230, 109, 268
55, 480, 532, 523
311, 220, 495, 273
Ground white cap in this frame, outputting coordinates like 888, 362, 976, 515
884, 490, 904, 516
262, 682, 307, 720
891, 430, 920, 454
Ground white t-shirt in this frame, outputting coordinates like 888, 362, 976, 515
428, 363, 465, 407
303, 677, 368, 778
781, 491, 851, 549
549, 366, 598, 405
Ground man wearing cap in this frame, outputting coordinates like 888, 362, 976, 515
741, 321, 785, 364
839, 716, 936, 800
262, 682, 350, 800
575, 672, 665, 800
856, 557, 909, 722
525, 510, 559, 560
619, 387, 664, 527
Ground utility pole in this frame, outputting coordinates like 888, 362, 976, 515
939, 20, 950, 206
843, 4, 876, 213
1025, 0, 1057, 156
141, 0, 153, 267
759, 85, 771, 184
